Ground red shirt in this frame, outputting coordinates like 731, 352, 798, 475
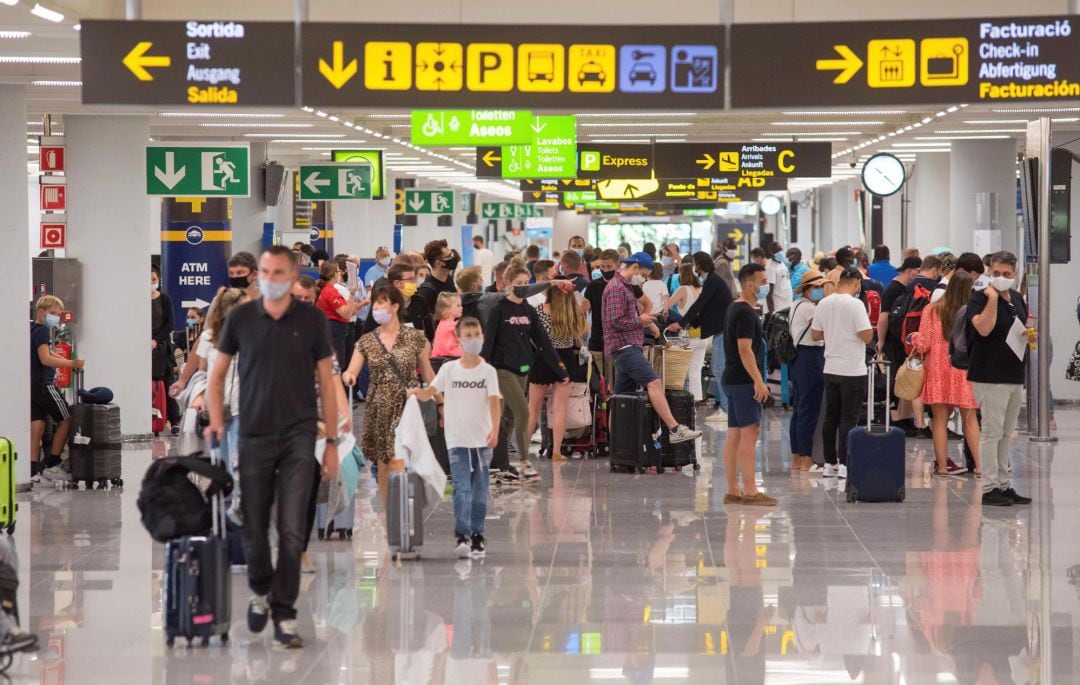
316, 284, 349, 323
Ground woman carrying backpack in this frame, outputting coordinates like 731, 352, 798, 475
787, 270, 826, 472
909, 272, 981, 477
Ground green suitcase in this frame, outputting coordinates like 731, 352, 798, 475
0, 438, 15, 534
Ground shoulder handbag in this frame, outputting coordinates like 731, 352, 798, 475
894, 354, 926, 401
372, 331, 439, 436
1066, 341, 1080, 382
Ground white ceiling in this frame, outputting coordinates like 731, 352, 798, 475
5, 1, 1080, 201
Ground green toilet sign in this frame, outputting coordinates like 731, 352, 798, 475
298, 163, 372, 200
146, 144, 250, 197
411, 109, 534, 146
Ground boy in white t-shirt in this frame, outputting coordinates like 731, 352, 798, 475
411, 316, 502, 559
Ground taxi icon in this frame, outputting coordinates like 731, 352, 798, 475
628, 61, 657, 84
577, 60, 607, 86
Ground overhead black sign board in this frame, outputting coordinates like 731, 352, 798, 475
576, 144, 655, 180
732, 15, 1080, 107
80, 20, 296, 106
301, 23, 723, 108
522, 191, 563, 203
653, 143, 832, 182
519, 179, 596, 191
595, 176, 787, 201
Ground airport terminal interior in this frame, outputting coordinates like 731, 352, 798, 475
2, 0, 1080, 683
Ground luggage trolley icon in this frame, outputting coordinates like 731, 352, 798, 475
919, 38, 969, 87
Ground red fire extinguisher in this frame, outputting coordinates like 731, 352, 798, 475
54, 334, 73, 389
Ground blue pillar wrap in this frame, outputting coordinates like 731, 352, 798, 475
310, 201, 333, 255
461, 225, 475, 266
161, 198, 231, 332
393, 224, 403, 255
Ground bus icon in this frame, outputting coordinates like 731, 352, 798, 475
527, 51, 555, 82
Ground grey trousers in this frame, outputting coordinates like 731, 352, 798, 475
972, 382, 1023, 494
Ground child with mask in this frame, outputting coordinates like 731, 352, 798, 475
30, 295, 85, 482
411, 317, 501, 558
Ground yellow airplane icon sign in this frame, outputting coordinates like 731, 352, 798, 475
123, 41, 171, 81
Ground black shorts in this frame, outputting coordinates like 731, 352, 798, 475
529, 348, 589, 385
31, 383, 70, 423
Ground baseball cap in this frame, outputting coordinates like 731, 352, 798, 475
620, 251, 655, 270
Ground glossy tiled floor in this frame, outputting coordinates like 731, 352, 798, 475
5, 405, 1079, 684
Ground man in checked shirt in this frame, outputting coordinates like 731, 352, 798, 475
602, 251, 702, 445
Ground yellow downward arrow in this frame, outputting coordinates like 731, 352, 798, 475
123, 42, 171, 81
815, 45, 863, 84
319, 41, 358, 89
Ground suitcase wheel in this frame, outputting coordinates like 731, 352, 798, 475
201, 636, 211, 647
337, 531, 347, 541
112, 478, 123, 487
346, 529, 353, 540
846, 487, 858, 503
317, 530, 326, 541
692, 463, 701, 472
220, 633, 229, 645
165, 636, 175, 648
97, 479, 108, 489
897, 486, 906, 503
4, 524, 13, 536
186, 638, 193, 648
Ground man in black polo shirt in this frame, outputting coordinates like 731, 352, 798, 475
207, 245, 339, 649
417, 238, 459, 312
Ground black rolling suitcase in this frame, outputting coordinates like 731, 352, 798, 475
660, 389, 698, 471
68, 371, 123, 488
608, 393, 660, 473
163, 442, 231, 647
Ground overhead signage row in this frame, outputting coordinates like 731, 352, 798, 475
481, 202, 544, 219
520, 179, 596, 192
575, 143, 831, 181
298, 163, 373, 200
475, 115, 578, 178
84, 16, 1080, 108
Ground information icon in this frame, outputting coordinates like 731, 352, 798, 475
670, 45, 717, 93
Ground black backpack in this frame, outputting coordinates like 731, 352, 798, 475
948, 305, 971, 370
887, 283, 933, 355
763, 307, 796, 366
137, 455, 233, 543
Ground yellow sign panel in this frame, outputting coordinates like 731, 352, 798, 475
466, 43, 514, 91
718, 151, 740, 172
365, 41, 412, 90
867, 39, 915, 88
568, 44, 615, 93
416, 42, 463, 91
517, 44, 565, 92
920, 37, 968, 86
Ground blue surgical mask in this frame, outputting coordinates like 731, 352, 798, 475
574, 248, 585, 257
783, 257, 792, 268
808, 287, 825, 302
44, 313, 61, 328
661, 256, 673, 267
186, 318, 198, 328
772, 253, 783, 263
461, 338, 484, 356
756, 283, 771, 300
591, 268, 603, 280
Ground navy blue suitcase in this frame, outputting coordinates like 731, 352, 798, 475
846, 361, 906, 503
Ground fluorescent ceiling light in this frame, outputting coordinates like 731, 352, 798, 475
583, 132, 686, 137
268, 138, 365, 144
991, 107, 1080, 113
932, 128, 1024, 134
0, 55, 79, 64
160, 112, 285, 118
31, 79, 80, 86
30, 4, 64, 22
576, 112, 696, 118
892, 142, 951, 147
780, 110, 906, 115
753, 137, 792, 142
914, 135, 1010, 140
365, 113, 410, 119
772, 121, 883, 126
200, 122, 313, 128
246, 133, 344, 138
588, 138, 650, 143
579, 122, 691, 127
0, 1, 21, 7
0, 31, 31, 39
764, 131, 862, 136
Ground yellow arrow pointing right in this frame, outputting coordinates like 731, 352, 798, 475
123, 41, 171, 81
728, 228, 744, 242
482, 149, 501, 167
815, 44, 863, 84
696, 153, 715, 171
319, 41, 358, 89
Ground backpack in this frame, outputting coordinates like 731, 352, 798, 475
948, 305, 971, 370
763, 307, 796, 366
864, 289, 881, 325
137, 455, 233, 543
887, 284, 933, 356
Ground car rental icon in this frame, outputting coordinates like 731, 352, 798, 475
577, 60, 607, 86
629, 61, 656, 84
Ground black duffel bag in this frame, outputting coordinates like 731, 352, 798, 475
137, 455, 233, 543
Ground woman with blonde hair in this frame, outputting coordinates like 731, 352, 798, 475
526, 282, 589, 461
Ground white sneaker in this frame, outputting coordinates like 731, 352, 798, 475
41, 465, 69, 483
668, 424, 702, 444
705, 411, 728, 425
837, 464, 848, 479
808, 464, 823, 474
823, 464, 838, 478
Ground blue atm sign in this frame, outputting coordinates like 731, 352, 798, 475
301, 23, 724, 108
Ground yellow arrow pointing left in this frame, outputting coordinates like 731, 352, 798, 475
482, 150, 501, 167
123, 41, 171, 81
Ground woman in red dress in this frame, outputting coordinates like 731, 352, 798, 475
910, 272, 981, 476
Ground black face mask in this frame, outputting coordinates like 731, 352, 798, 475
601, 269, 616, 281
228, 275, 249, 289
442, 252, 460, 271
512, 285, 531, 299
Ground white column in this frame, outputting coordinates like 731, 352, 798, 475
65, 116, 152, 435
333, 190, 398, 258
909, 151, 950, 253
231, 142, 267, 256
948, 140, 1017, 255
0, 86, 30, 484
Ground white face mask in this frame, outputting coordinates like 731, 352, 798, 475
989, 275, 1014, 292
259, 278, 291, 301
631, 275, 645, 286
725, 249, 738, 259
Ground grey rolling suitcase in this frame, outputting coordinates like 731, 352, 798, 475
387, 469, 425, 561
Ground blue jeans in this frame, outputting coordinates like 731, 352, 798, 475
711, 334, 728, 411
448, 447, 492, 538
612, 346, 659, 395
789, 346, 825, 456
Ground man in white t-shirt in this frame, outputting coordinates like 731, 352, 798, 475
765, 241, 793, 312
810, 267, 874, 479
472, 236, 497, 287
411, 316, 502, 559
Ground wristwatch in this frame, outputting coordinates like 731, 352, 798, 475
325, 437, 339, 446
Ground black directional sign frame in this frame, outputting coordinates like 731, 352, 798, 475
653, 143, 832, 181
80, 20, 296, 106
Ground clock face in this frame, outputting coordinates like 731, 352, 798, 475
759, 194, 783, 215
861, 153, 906, 197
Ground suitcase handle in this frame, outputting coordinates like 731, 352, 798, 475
208, 437, 226, 540
866, 360, 891, 431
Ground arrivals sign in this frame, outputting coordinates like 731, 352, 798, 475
80, 20, 296, 106
731, 15, 1080, 107
145, 144, 250, 197
298, 164, 373, 200
301, 23, 723, 108
653, 143, 831, 183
